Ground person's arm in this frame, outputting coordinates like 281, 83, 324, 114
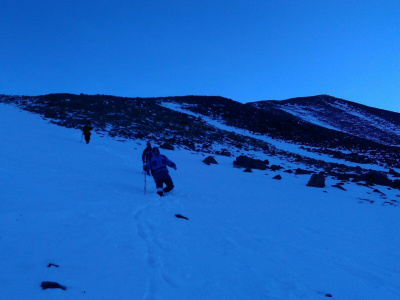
165, 157, 177, 170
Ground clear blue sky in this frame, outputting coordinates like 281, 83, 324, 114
1, 0, 399, 112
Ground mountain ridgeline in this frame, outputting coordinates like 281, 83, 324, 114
1, 93, 400, 172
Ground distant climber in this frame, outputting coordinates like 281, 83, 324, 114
82, 121, 93, 144
145, 147, 177, 197
142, 141, 153, 175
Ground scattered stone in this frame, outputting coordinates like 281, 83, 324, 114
389, 169, 400, 177
353, 171, 393, 188
160, 143, 174, 150
220, 149, 231, 157
357, 198, 374, 204
382, 200, 399, 207
332, 184, 347, 191
325, 294, 333, 298
41, 281, 66, 290
233, 155, 269, 170
306, 174, 325, 188
334, 173, 358, 181
203, 156, 218, 165
175, 214, 189, 220
355, 166, 363, 174
393, 180, 400, 189
283, 169, 293, 174
273, 175, 282, 180
356, 182, 373, 188
373, 189, 386, 196
295, 168, 314, 175
269, 165, 283, 171
47, 263, 59, 268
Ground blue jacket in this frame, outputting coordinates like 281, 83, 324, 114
146, 154, 176, 181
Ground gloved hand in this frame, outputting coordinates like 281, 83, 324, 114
173, 165, 177, 170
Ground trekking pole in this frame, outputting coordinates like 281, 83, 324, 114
144, 170, 147, 195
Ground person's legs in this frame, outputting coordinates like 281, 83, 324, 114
84, 134, 90, 144
163, 178, 174, 193
155, 180, 164, 197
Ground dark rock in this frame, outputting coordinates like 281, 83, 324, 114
355, 166, 363, 174
393, 180, 400, 189
273, 175, 282, 180
270, 165, 283, 171
283, 169, 293, 174
306, 174, 325, 188
335, 173, 358, 181
233, 155, 269, 170
220, 149, 231, 157
332, 183, 347, 191
160, 143, 174, 150
295, 168, 314, 175
373, 189, 386, 196
47, 263, 59, 268
41, 281, 66, 290
175, 214, 189, 220
325, 294, 333, 298
389, 169, 400, 177
203, 156, 218, 165
357, 198, 374, 204
353, 171, 393, 187
244, 167, 252, 173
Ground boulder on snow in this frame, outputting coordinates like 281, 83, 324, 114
273, 175, 282, 180
160, 143, 174, 150
393, 180, 400, 189
389, 169, 400, 178
306, 174, 325, 188
334, 173, 359, 181
269, 165, 283, 171
373, 188, 386, 196
244, 167, 252, 173
295, 168, 314, 175
175, 214, 189, 220
41, 281, 66, 290
233, 155, 269, 170
332, 183, 347, 191
203, 156, 218, 165
220, 149, 231, 157
352, 171, 393, 187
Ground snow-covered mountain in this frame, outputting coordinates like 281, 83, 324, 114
252, 95, 400, 147
1, 96, 400, 299
1, 93, 400, 173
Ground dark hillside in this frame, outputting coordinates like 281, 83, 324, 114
1, 93, 399, 169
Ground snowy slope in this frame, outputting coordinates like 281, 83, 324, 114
159, 101, 393, 172
1, 103, 399, 300
269, 96, 400, 146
